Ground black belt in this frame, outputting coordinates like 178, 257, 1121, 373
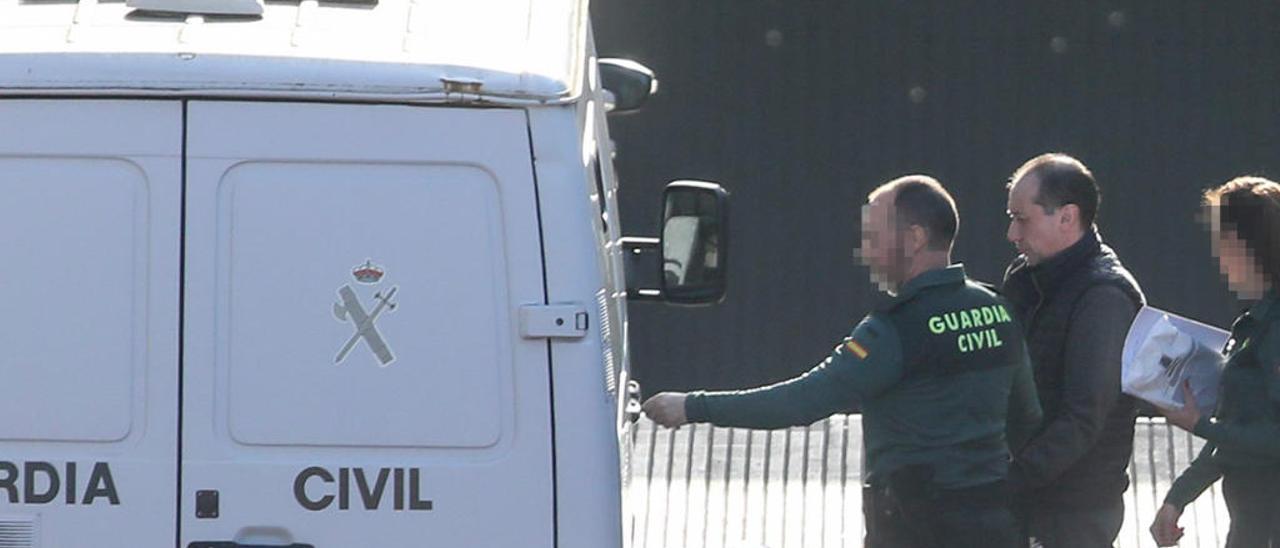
874, 465, 1010, 510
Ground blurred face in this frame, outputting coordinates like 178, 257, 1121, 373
1006, 175, 1078, 265
856, 193, 909, 294
1210, 217, 1270, 300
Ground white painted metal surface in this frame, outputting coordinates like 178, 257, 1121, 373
180, 101, 554, 547
0, 0, 587, 104
0, 7, 641, 545
527, 94, 632, 547
0, 100, 182, 547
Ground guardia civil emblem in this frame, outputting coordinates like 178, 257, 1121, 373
333, 259, 398, 366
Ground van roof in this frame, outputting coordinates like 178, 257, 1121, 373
0, 0, 588, 105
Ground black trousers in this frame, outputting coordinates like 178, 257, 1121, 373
1025, 499, 1125, 548
863, 479, 1020, 548
1223, 467, 1280, 548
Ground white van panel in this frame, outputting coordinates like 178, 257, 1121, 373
0, 159, 142, 442
182, 102, 553, 548
0, 100, 181, 548
221, 162, 504, 449
527, 106, 625, 548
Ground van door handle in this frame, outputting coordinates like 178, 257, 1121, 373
625, 398, 643, 423
189, 543, 314, 548
625, 380, 644, 423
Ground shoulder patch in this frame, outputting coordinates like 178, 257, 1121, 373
844, 339, 869, 359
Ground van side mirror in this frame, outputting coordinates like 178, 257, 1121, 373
660, 182, 729, 304
598, 58, 658, 114
622, 181, 729, 305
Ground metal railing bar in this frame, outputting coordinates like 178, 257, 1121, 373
781, 427, 793, 547
742, 428, 754, 543
722, 427, 736, 548
1152, 423, 1164, 546
701, 424, 715, 548
762, 429, 774, 547
820, 419, 831, 548
629, 421, 643, 548
682, 423, 697, 548
800, 423, 812, 547
1129, 448, 1141, 548
840, 416, 851, 548
641, 420, 659, 548
661, 426, 678, 548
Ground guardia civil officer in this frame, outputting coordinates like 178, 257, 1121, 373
642, 175, 1042, 548
1151, 177, 1280, 547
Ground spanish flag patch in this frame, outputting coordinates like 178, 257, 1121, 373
844, 340, 869, 359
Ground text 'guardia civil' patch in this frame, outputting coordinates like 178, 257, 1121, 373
927, 304, 1014, 353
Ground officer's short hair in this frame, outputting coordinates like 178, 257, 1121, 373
1009, 153, 1101, 228
870, 175, 958, 251
1204, 176, 1280, 289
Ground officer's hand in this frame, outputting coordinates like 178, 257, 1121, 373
1157, 380, 1202, 433
1149, 503, 1184, 546
642, 392, 689, 428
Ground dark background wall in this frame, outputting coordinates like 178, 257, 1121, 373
591, 1, 1280, 396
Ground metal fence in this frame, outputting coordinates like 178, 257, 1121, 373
625, 416, 1227, 548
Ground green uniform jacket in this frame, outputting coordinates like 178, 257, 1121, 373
1165, 291, 1280, 509
685, 265, 1043, 489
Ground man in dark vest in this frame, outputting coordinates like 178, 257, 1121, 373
1002, 153, 1145, 547
642, 175, 1042, 548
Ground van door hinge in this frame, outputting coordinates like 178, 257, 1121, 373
519, 304, 589, 339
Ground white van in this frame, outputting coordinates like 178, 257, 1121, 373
0, 1, 729, 546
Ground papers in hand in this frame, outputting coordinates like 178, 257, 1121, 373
1121, 306, 1229, 416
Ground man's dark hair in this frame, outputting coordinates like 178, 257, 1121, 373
1010, 153, 1101, 228
1204, 176, 1280, 289
871, 175, 959, 251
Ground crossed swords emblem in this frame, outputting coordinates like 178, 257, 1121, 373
333, 284, 398, 366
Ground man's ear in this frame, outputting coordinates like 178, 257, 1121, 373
1059, 203, 1080, 231
907, 224, 930, 254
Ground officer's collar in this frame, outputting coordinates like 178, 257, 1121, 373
1246, 290, 1280, 322
1232, 290, 1280, 335
885, 264, 967, 308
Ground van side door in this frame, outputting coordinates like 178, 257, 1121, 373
181, 102, 555, 548
0, 100, 182, 548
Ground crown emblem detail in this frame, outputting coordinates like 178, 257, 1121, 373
352, 260, 385, 284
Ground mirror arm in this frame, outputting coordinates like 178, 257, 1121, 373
621, 236, 664, 301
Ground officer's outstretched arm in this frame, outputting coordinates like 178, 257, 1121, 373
684, 316, 905, 430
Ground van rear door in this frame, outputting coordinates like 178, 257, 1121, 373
181, 102, 554, 547
0, 100, 181, 548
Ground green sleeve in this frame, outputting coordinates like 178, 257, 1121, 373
1194, 417, 1280, 458
1006, 345, 1043, 452
1163, 441, 1223, 510
1194, 320, 1280, 457
684, 315, 904, 429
